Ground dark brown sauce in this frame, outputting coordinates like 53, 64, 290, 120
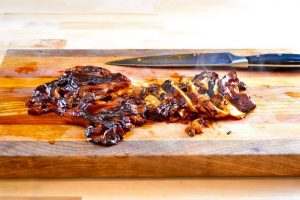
48, 140, 56, 145
15, 62, 37, 74
285, 92, 300, 98
0, 112, 67, 125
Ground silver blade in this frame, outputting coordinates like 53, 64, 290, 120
106, 52, 249, 68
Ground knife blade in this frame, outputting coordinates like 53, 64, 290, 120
106, 52, 300, 69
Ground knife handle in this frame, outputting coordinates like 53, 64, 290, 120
246, 54, 300, 66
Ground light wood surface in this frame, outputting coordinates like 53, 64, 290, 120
0, 178, 300, 200
1, 0, 300, 199
0, 49, 300, 178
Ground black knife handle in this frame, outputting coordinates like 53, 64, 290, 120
246, 54, 300, 65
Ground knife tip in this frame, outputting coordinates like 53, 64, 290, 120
106, 60, 134, 66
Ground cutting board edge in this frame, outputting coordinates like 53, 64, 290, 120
1, 154, 300, 178
1, 140, 300, 177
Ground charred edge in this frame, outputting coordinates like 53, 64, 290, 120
26, 66, 256, 146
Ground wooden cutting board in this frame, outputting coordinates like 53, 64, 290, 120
0, 49, 300, 178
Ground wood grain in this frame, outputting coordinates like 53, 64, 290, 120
0, 49, 300, 178
0, 197, 81, 200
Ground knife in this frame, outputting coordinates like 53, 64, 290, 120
106, 52, 300, 69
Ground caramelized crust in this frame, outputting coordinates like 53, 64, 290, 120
26, 66, 256, 146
